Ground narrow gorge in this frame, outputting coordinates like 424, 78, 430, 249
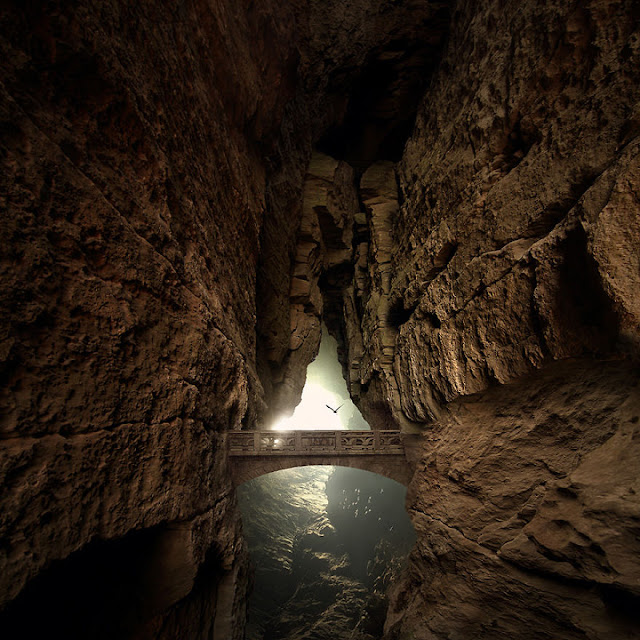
1, 1, 639, 638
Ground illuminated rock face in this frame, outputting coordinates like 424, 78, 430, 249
0, 0, 449, 635
1, 0, 639, 638
356, 2, 640, 638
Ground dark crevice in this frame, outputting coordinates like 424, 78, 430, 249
433, 240, 458, 271
599, 585, 640, 624
388, 298, 417, 328
0, 525, 186, 639
319, 263, 355, 380
315, 205, 348, 250
558, 226, 619, 353
316, 7, 452, 169
423, 312, 442, 329
501, 117, 541, 174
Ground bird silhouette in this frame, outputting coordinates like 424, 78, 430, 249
325, 404, 344, 413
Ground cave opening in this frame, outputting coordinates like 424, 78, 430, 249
0, 523, 229, 640
270, 324, 368, 431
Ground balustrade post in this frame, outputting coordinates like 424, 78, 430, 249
254, 431, 260, 453
295, 430, 302, 452
336, 430, 343, 452
373, 430, 381, 451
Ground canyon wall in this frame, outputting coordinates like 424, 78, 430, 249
0, 0, 450, 635
0, 0, 299, 633
336, 0, 640, 637
255, 0, 452, 423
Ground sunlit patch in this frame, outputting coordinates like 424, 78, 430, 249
272, 382, 346, 430
269, 325, 370, 431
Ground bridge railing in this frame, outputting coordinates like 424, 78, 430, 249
227, 430, 404, 456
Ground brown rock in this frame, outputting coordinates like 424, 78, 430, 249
386, 360, 640, 639
0, 0, 288, 631
370, 1, 640, 636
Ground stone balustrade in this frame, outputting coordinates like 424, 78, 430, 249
227, 430, 404, 456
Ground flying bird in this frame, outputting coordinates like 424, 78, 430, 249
325, 404, 344, 413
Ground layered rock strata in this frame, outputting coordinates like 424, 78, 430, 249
254, 0, 452, 418
264, 153, 359, 423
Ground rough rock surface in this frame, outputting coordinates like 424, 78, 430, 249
350, 1, 640, 638
1, 0, 639, 638
336, 0, 640, 424
391, 0, 640, 420
294, 0, 640, 637
254, 0, 452, 420
265, 153, 359, 423
0, 1, 281, 630
0, 0, 452, 634
385, 360, 640, 639
345, 162, 411, 431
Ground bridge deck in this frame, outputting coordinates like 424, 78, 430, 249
227, 430, 404, 457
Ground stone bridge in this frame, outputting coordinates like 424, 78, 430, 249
226, 430, 417, 486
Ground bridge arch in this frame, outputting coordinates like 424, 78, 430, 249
226, 430, 417, 487
230, 456, 412, 486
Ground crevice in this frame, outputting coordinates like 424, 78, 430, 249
388, 299, 417, 328
556, 226, 620, 353
316, 7, 453, 169
0, 524, 195, 639
315, 205, 348, 250
599, 585, 640, 624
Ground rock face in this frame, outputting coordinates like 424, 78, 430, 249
346, 1, 640, 637
385, 361, 640, 639
391, 0, 640, 420
0, 0, 450, 635
264, 153, 359, 423
254, 0, 452, 419
339, 0, 640, 422
273, 0, 640, 637
0, 1, 279, 632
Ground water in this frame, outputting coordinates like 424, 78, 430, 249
237, 466, 415, 640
